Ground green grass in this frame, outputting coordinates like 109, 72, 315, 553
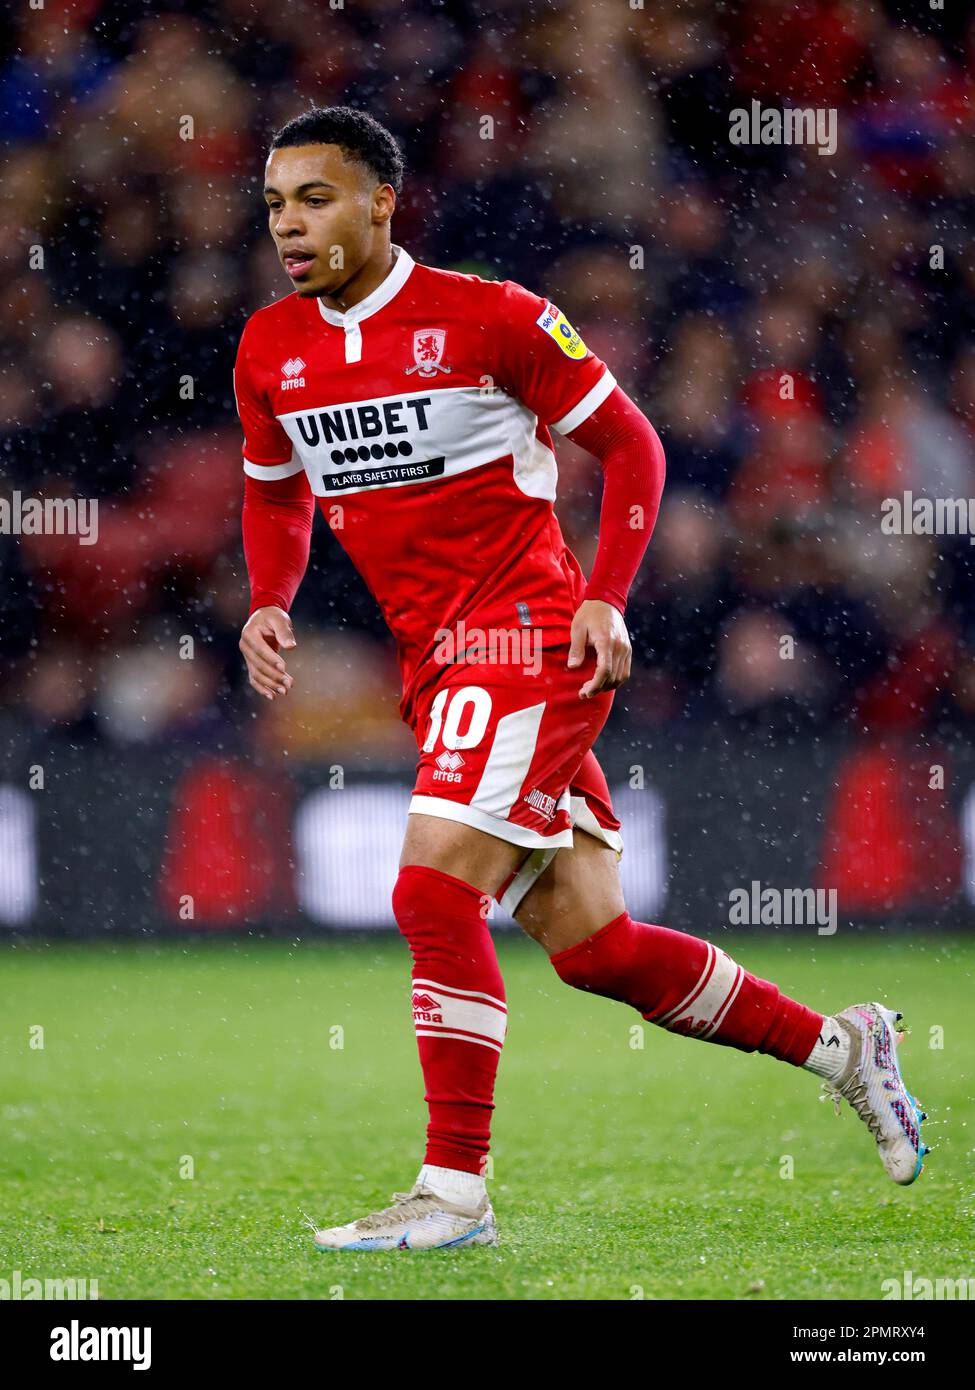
0, 934, 971, 1300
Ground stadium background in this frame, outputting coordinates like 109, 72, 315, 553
2, 0, 975, 933
2, 0, 974, 1311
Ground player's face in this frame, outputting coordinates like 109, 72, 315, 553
263, 144, 387, 298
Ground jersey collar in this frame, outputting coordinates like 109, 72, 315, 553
316, 244, 415, 328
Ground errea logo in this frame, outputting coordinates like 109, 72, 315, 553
433, 749, 464, 783
412, 991, 444, 1023
281, 357, 306, 390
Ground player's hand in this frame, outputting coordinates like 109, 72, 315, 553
240, 606, 296, 701
567, 599, 631, 699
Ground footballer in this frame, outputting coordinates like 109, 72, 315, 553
235, 107, 929, 1251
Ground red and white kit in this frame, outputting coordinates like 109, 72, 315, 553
235, 245, 654, 907
238, 244, 850, 1197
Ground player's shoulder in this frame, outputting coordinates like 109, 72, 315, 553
410, 258, 503, 304
409, 259, 543, 318
411, 260, 588, 364
238, 292, 308, 352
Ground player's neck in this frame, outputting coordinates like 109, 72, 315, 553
320, 242, 397, 314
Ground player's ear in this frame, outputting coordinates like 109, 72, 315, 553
372, 182, 396, 225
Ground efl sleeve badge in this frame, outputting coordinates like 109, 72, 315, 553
534, 302, 587, 359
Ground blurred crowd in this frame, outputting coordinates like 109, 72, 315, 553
2, 0, 975, 757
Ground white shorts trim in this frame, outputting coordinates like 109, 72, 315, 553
408, 794, 574, 851
571, 795, 623, 856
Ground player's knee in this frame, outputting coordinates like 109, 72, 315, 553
551, 944, 619, 995
391, 863, 487, 948
550, 910, 634, 997
392, 864, 505, 1003
391, 863, 425, 936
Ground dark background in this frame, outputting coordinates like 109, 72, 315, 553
1, 0, 974, 930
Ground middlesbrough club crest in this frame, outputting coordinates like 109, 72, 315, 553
405, 328, 452, 377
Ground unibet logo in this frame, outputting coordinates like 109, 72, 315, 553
535, 302, 587, 359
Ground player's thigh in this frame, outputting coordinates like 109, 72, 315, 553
399, 811, 530, 899
514, 828, 626, 955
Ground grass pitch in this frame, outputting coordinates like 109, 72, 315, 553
0, 933, 971, 1300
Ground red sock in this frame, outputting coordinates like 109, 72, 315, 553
551, 912, 822, 1064
392, 865, 507, 1175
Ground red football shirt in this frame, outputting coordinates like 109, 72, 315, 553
233, 245, 617, 728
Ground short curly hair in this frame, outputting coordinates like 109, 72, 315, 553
270, 106, 405, 194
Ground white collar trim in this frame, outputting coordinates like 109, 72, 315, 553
316, 244, 414, 327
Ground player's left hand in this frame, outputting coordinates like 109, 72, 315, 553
567, 599, 631, 699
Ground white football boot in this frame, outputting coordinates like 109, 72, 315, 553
822, 1003, 929, 1184
310, 1182, 497, 1252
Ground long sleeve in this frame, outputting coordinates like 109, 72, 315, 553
564, 385, 666, 614
242, 470, 315, 614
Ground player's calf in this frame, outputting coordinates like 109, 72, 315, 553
540, 902, 929, 1184
392, 862, 508, 1176
550, 910, 822, 1063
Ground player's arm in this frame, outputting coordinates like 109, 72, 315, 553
240, 470, 314, 699
493, 281, 665, 699
233, 323, 314, 700
562, 387, 666, 699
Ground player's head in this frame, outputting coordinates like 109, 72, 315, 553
264, 106, 404, 298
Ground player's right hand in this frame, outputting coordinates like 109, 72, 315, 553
240, 606, 296, 700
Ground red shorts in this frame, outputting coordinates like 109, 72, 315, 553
409, 644, 623, 914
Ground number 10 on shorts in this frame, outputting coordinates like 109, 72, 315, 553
422, 686, 492, 752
